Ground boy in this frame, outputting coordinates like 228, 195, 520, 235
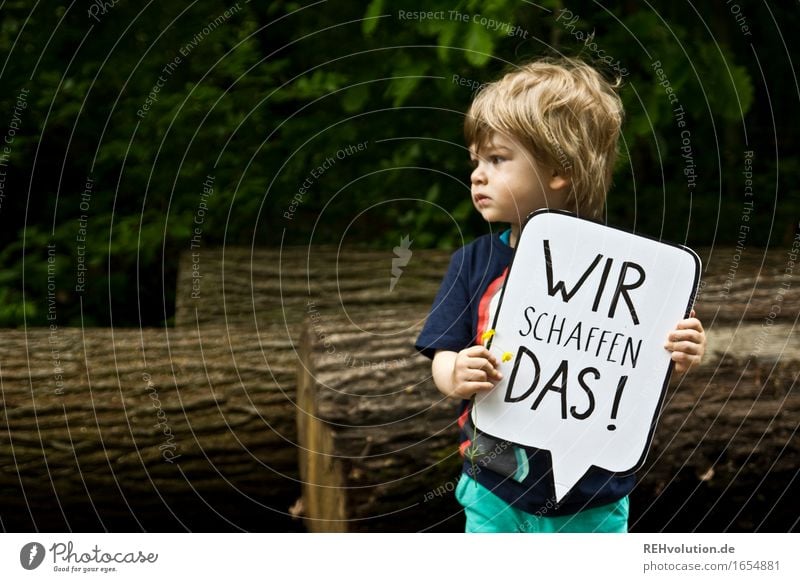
415, 58, 706, 533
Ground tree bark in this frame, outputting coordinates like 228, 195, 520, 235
633, 348, 799, 531
297, 317, 463, 532
645, 353, 798, 487
175, 246, 798, 327
0, 325, 302, 531
174, 246, 452, 328
693, 246, 797, 323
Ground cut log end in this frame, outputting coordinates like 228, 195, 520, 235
297, 318, 463, 532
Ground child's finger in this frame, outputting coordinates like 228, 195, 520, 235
483, 362, 503, 380
467, 346, 499, 368
676, 317, 704, 331
468, 357, 502, 380
465, 356, 493, 371
666, 340, 704, 355
465, 381, 496, 393
666, 329, 704, 344
462, 367, 488, 383
671, 350, 701, 369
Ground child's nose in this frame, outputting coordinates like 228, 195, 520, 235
471, 164, 487, 185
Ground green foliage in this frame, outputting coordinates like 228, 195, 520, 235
0, 0, 794, 327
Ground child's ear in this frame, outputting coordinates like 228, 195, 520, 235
548, 169, 570, 192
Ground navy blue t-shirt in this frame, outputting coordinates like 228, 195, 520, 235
416, 231, 635, 516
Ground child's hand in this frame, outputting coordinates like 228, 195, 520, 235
450, 345, 503, 399
664, 309, 706, 374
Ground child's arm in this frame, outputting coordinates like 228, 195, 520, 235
432, 347, 503, 399
664, 309, 706, 374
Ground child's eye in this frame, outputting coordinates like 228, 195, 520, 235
469, 155, 505, 167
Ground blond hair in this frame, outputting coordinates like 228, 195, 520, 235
464, 57, 623, 219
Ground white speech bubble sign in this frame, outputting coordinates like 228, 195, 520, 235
473, 210, 700, 503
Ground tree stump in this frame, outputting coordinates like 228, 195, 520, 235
0, 325, 301, 531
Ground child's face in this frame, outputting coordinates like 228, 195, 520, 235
469, 132, 568, 228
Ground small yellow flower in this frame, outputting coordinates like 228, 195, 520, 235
480, 329, 514, 363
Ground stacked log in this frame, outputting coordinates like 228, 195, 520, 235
0, 325, 301, 531
693, 246, 797, 322
174, 246, 452, 328
285, 245, 797, 531
175, 246, 798, 326
2, 245, 796, 532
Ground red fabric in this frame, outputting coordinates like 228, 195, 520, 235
474, 268, 508, 345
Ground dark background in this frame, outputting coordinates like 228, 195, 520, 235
0, 0, 796, 328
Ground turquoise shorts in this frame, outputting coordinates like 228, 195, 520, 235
455, 475, 629, 533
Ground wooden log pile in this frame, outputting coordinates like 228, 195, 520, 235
1, 244, 796, 531
693, 246, 797, 323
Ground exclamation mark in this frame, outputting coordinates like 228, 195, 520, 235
607, 375, 628, 431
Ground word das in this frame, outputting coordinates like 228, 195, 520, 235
503, 347, 628, 431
